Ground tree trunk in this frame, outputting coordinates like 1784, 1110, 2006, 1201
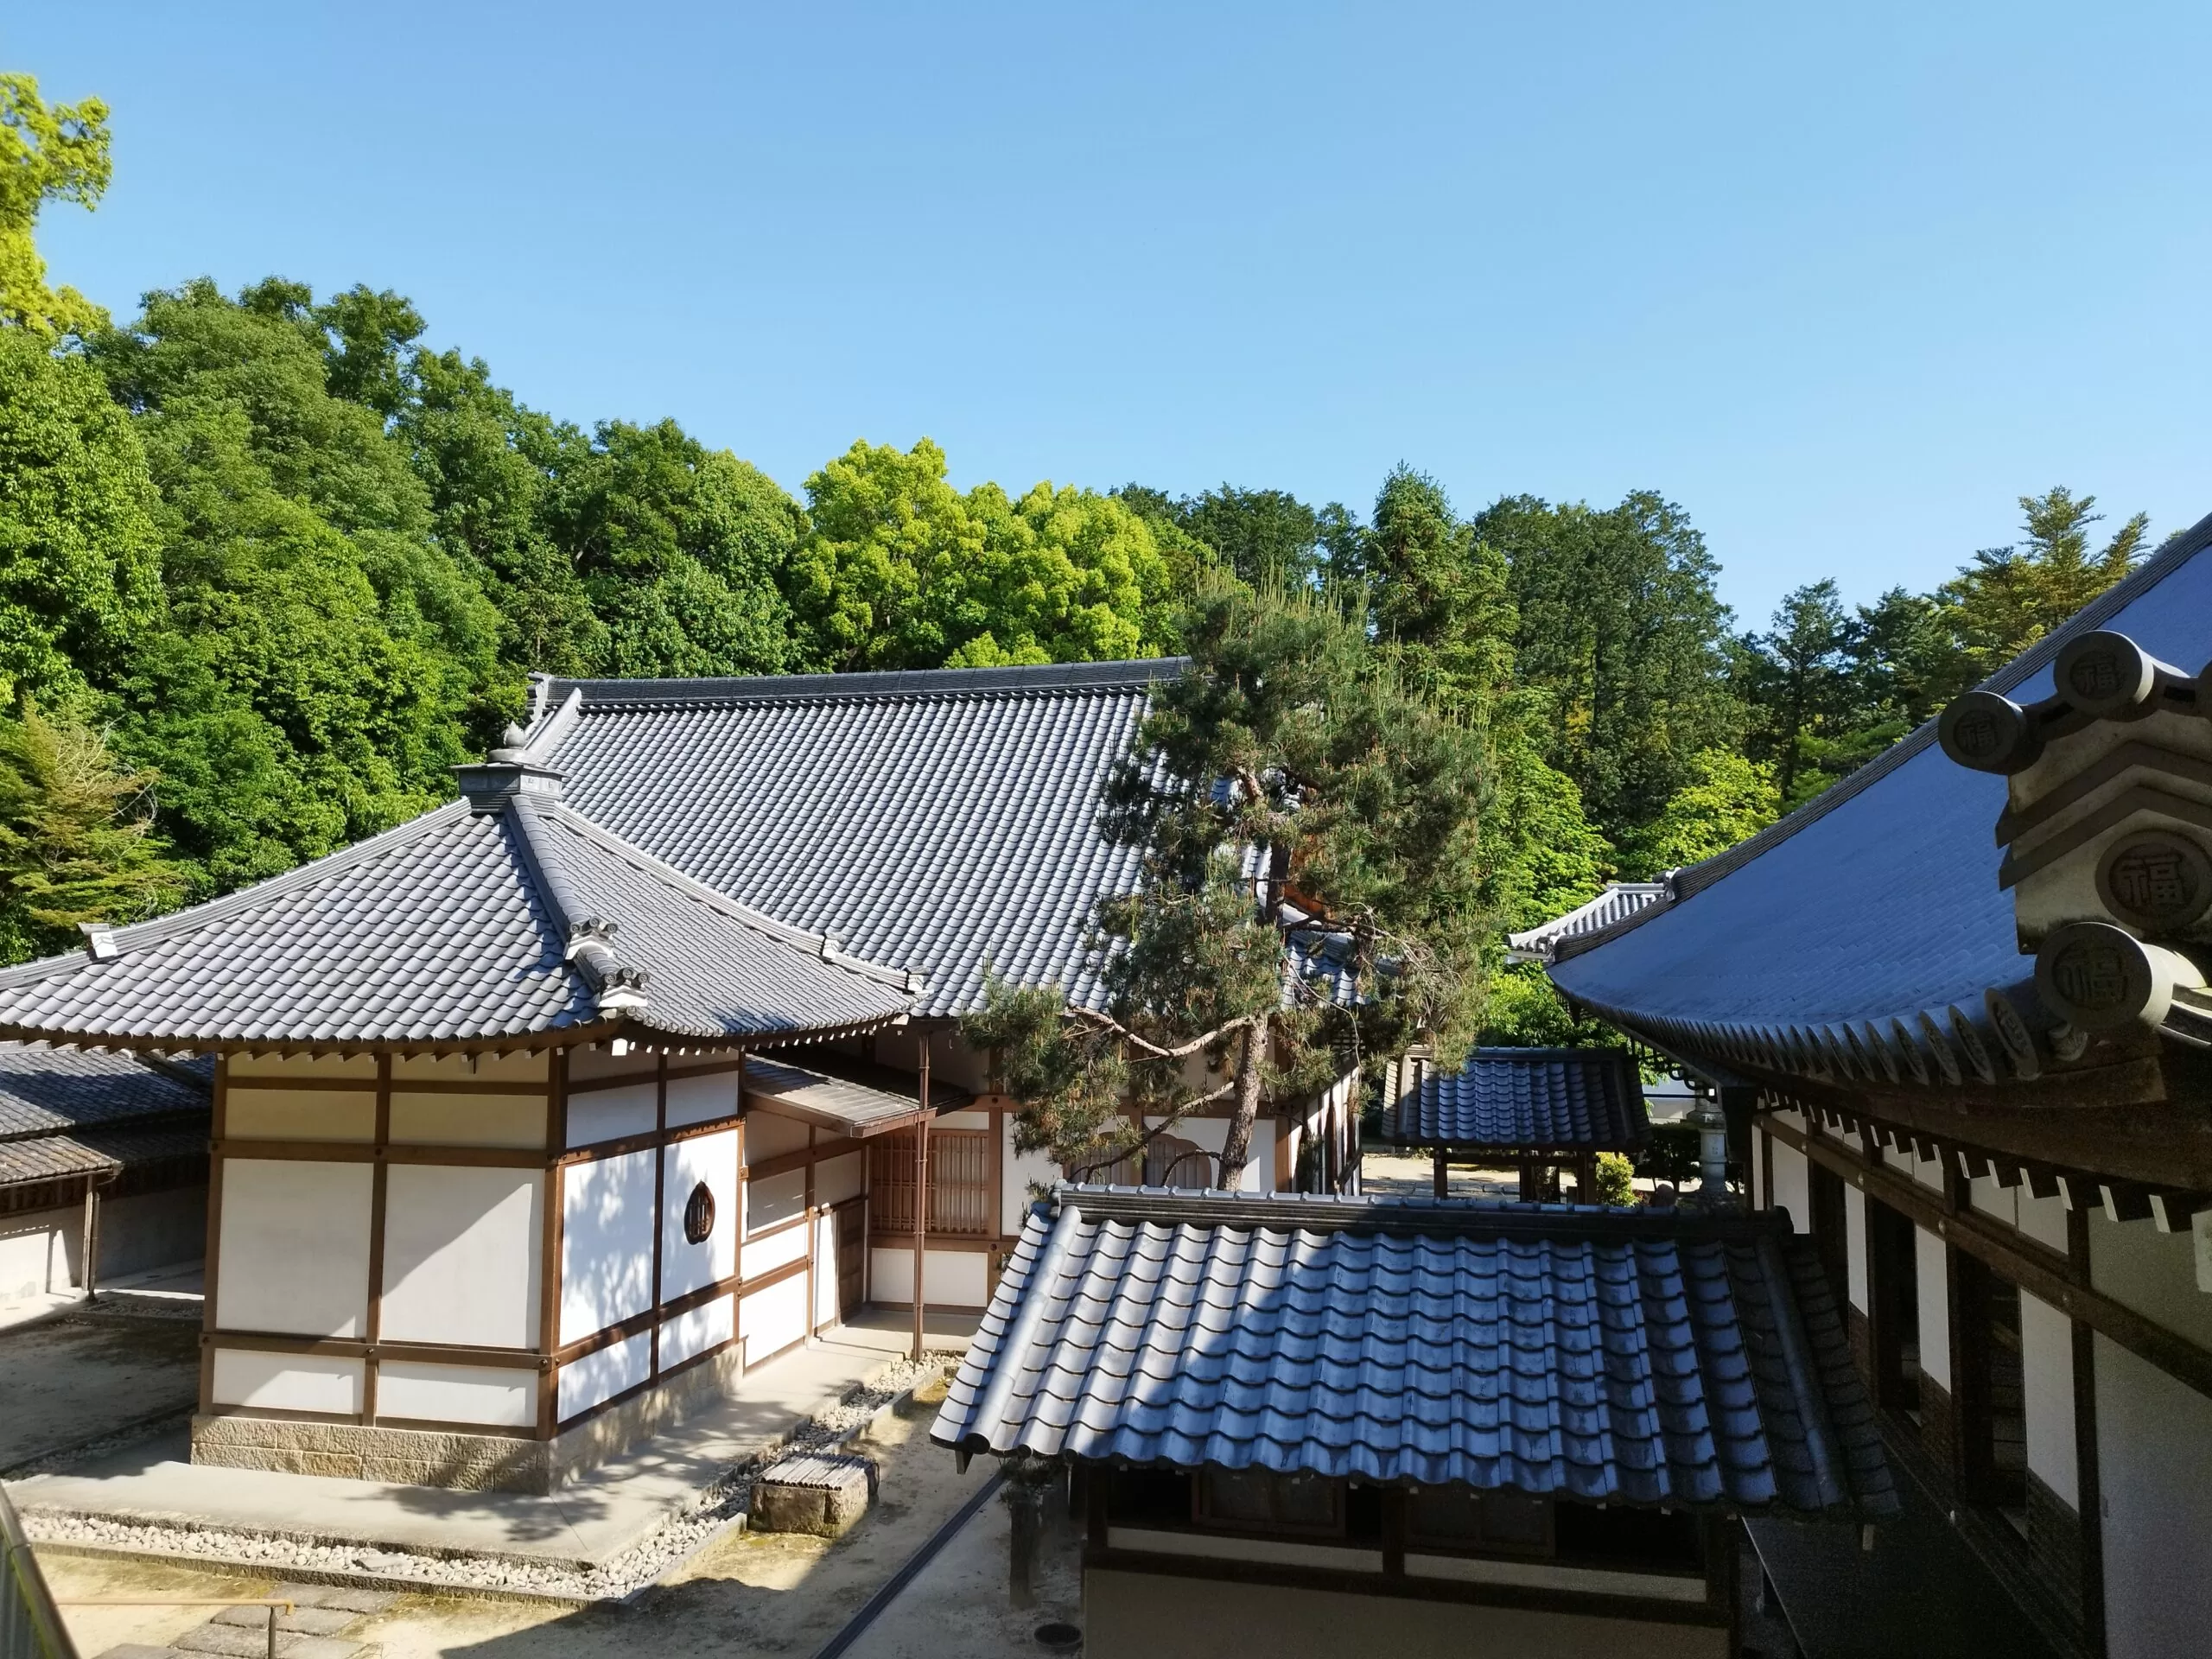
1215, 1020, 1268, 1191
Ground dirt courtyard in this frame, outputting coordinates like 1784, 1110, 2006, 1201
36, 1375, 1079, 1659
0, 1311, 199, 1472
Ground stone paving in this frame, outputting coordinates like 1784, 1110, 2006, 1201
91, 1581, 393, 1659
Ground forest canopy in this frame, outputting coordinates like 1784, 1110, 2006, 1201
0, 72, 2157, 1047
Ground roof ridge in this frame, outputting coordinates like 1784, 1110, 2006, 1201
535, 803, 918, 994
1553, 505, 2212, 966
543, 657, 1187, 711
0, 800, 475, 992
1058, 1183, 1781, 1240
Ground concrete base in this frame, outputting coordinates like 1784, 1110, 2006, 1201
751, 1452, 875, 1535
190, 1345, 750, 1494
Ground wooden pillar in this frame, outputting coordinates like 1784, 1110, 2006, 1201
1432, 1148, 1448, 1199
912, 1037, 931, 1363
79, 1179, 101, 1302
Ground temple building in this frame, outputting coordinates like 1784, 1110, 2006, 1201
1541, 514, 2212, 1659
0, 661, 1357, 1491
1378, 1046, 1649, 1201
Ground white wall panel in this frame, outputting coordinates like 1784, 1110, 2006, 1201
740, 1273, 809, 1360
743, 1111, 810, 1161
2096, 1333, 2212, 1659
1845, 1185, 1868, 1313
566, 1082, 658, 1148
817, 1151, 864, 1208
870, 1245, 989, 1307
560, 1149, 655, 1344
659, 1294, 734, 1370
376, 1360, 533, 1427
211, 1349, 362, 1414
2019, 1290, 2076, 1507
747, 1168, 806, 1234
1770, 1141, 1809, 1233
389, 1091, 545, 1148
2090, 1211, 2212, 1350
746, 1217, 810, 1275
1003, 1118, 1060, 1236
2018, 1191, 2068, 1254
216, 1160, 373, 1338
1915, 1224, 1951, 1390
380, 1166, 543, 1348
660, 1130, 739, 1301
392, 1052, 546, 1084
666, 1070, 741, 1128
225, 1090, 376, 1141
557, 1328, 651, 1421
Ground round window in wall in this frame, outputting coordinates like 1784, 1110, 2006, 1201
683, 1180, 716, 1245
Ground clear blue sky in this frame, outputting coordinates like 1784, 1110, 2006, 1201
11, 3, 2209, 626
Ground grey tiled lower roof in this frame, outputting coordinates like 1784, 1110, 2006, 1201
0, 790, 912, 1052
530, 660, 1181, 1016
1548, 511, 2212, 1047
743, 1054, 938, 1137
1381, 1048, 1649, 1151
0, 1046, 207, 1141
0, 1122, 210, 1189
934, 1186, 1893, 1519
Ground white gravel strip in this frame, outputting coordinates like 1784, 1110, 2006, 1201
22, 1354, 955, 1604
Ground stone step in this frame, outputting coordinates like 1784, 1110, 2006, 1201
93, 1645, 187, 1659
212, 1605, 360, 1637
169, 1622, 363, 1659
270, 1583, 397, 1616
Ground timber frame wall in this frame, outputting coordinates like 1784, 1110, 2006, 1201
198, 1046, 871, 1448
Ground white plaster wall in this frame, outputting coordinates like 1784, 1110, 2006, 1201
2095, 1333, 2212, 1659
2089, 1211, 2212, 1351
392, 1052, 546, 1084
388, 1091, 545, 1149
0, 1217, 58, 1300
747, 1168, 806, 1234
1770, 1140, 1809, 1233
869, 1245, 988, 1307
660, 1130, 739, 1301
1002, 1116, 1061, 1235
567, 1047, 654, 1082
0, 1192, 200, 1295
216, 1160, 373, 1338
228, 1054, 376, 1081
2019, 1290, 2076, 1507
1915, 1224, 1951, 1390
1845, 1184, 1869, 1313
815, 1211, 838, 1328
743, 1111, 810, 1161
225, 1089, 376, 1141
817, 1150, 864, 1207
740, 1272, 809, 1360
1911, 1151, 1945, 1192
379, 1166, 543, 1349
666, 1070, 741, 1128
934, 1110, 990, 1130
746, 1217, 810, 1276
1966, 1179, 2069, 1255
211, 1349, 362, 1414
659, 1294, 734, 1369
566, 1082, 657, 1148
1141, 1116, 1270, 1192
557, 1328, 650, 1421
376, 1360, 533, 1427
559, 1149, 655, 1344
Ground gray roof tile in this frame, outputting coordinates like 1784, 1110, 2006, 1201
0, 1046, 207, 1141
1382, 1048, 1649, 1150
934, 1185, 1893, 1517
531, 660, 1180, 1015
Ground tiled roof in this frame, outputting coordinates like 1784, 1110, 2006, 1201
0, 785, 912, 1052
934, 1186, 1892, 1518
744, 1053, 947, 1137
1549, 512, 2212, 1044
1506, 884, 1670, 964
0, 1122, 209, 1188
1381, 1048, 1649, 1151
529, 659, 1179, 1016
0, 1046, 207, 1141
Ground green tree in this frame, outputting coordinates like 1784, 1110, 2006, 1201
1116, 482, 1356, 589
790, 439, 1179, 671
1615, 748, 1779, 876
1484, 490, 1743, 842
963, 580, 1491, 1190
0, 73, 110, 338
0, 701, 184, 963
0, 327, 162, 705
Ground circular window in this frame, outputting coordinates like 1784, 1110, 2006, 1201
683, 1180, 715, 1245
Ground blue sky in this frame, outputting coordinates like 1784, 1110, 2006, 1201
11, 3, 2209, 626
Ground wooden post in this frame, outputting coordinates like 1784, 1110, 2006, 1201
912, 1036, 931, 1363
1432, 1148, 1447, 1199
79, 1179, 102, 1303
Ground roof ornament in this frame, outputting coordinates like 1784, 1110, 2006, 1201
79, 923, 118, 963
1938, 629, 2212, 1048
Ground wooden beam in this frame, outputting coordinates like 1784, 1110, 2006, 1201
362, 1054, 392, 1425
913, 1039, 931, 1363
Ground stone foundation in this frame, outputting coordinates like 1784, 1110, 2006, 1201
192, 1344, 750, 1493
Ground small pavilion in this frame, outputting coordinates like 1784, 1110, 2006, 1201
1380, 1046, 1649, 1203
